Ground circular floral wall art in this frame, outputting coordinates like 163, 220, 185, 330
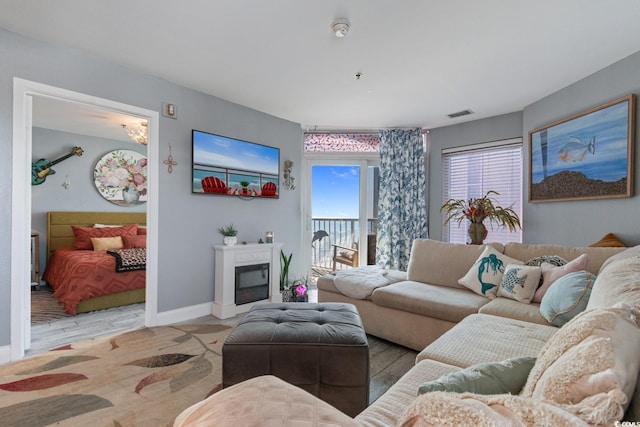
94, 149, 148, 206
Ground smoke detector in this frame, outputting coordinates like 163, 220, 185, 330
331, 18, 350, 38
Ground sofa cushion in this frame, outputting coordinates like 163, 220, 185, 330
533, 253, 590, 303
503, 242, 624, 275
417, 356, 536, 396
173, 375, 360, 427
417, 313, 557, 368
497, 264, 541, 303
407, 239, 504, 290
355, 359, 459, 426
522, 305, 640, 426
398, 391, 589, 426
371, 281, 489, 324
478, 298, 550, 325
458, 246, 523, 298
540, 271, 595, 326
587, 246, 640, 311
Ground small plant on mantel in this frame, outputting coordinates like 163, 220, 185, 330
218, 224, 238, 246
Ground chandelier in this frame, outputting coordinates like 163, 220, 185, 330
122, 122, 148, 145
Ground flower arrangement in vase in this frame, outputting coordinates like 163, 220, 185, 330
217, 224, 238, 246
290, 277, 309, 302
440, 190, 521, 245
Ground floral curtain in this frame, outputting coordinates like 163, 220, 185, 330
377, 129, 428, 270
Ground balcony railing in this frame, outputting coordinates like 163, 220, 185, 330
311, 217, 376, 274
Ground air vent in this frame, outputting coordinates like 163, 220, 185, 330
447, 109, 474, 119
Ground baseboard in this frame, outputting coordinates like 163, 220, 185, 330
155, 302, 214, 326
0, 344, 12, 366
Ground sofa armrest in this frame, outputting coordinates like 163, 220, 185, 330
174, 375, 360, 427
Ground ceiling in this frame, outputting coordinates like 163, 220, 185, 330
3, 0, 640, 134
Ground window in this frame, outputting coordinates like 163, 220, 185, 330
442, 138, 522, 244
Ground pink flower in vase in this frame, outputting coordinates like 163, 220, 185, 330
295, 284, 307, 297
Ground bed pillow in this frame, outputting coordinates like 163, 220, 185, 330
532, 253, 589, 303
497, 264, 541, 303
417, 356, 536, 396
522, 304, 640, 425
91, 236, 124, 251
539, 270, 596, 326
458, 246, 523, 298
123, 235, 147, 249
72, 224, 138, 250
137, 226, 147, 235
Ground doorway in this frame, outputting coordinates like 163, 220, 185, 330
303, 157, 379, 280
11, 78, 159, 361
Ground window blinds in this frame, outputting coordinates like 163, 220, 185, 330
442, 140, 522, 244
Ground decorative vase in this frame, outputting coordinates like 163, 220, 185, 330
122, 187, 140, 204
468, 220, 488, 245
281, 288, 293, 302
223, 236, 237, 246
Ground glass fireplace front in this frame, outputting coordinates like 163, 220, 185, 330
235, 263, 270, 305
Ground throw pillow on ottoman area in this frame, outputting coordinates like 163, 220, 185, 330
222, 302, 369, 417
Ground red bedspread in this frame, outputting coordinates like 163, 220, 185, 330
42, 247, 145, 315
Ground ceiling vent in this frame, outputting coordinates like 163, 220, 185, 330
447, 109, 474, 119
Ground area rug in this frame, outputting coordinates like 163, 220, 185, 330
31, 286, 70, 324
0, 324, 233, 426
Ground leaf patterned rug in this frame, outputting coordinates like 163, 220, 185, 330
0, 324, 233, 426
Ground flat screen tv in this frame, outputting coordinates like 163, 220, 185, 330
192, 130, 280, 198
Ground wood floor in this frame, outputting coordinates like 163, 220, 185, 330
27, 287, 417, 404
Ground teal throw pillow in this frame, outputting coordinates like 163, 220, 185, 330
417, 356, 536, 396
540, 270, 596, 327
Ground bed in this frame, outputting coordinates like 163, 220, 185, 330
43, 211, 147, 315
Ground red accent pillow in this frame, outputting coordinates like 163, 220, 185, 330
123, 235, 147, 249
72, 224, 138, 250
137, 226, 147, 235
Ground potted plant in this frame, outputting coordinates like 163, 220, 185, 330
440, 190, 521, 245
280, 250, 293, 301
217, 224, 238, 246
290, 276, 309, 302
239, 180, 251, 196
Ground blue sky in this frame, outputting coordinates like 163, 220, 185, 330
312, 165, 359, 218
193, 131, 279, 175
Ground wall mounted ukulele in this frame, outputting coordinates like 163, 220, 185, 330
31, 146, 84, 185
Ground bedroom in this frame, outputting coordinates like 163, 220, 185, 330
30, 98, 149, 351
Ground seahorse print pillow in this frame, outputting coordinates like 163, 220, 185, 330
458, 246, 523, 299
497, 264, 542, 303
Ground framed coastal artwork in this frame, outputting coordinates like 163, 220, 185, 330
529, 94, 635, 203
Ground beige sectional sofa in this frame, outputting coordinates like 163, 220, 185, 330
175, 240, 640, 426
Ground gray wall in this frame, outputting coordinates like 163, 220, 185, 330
31, 128, 146, 276
428, 51, 640, 247
522, 51, 640, 246
427, 112, 524, 241
0, 28, 303, 347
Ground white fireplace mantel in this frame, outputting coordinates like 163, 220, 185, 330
212, 242, 283, 319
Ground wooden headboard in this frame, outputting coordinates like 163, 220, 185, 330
47, 211, 147, 260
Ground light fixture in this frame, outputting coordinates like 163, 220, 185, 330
122, 122, 148, 145
331, 18, 350, 38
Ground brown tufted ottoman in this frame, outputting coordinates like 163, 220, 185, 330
222, 302, 369, 417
